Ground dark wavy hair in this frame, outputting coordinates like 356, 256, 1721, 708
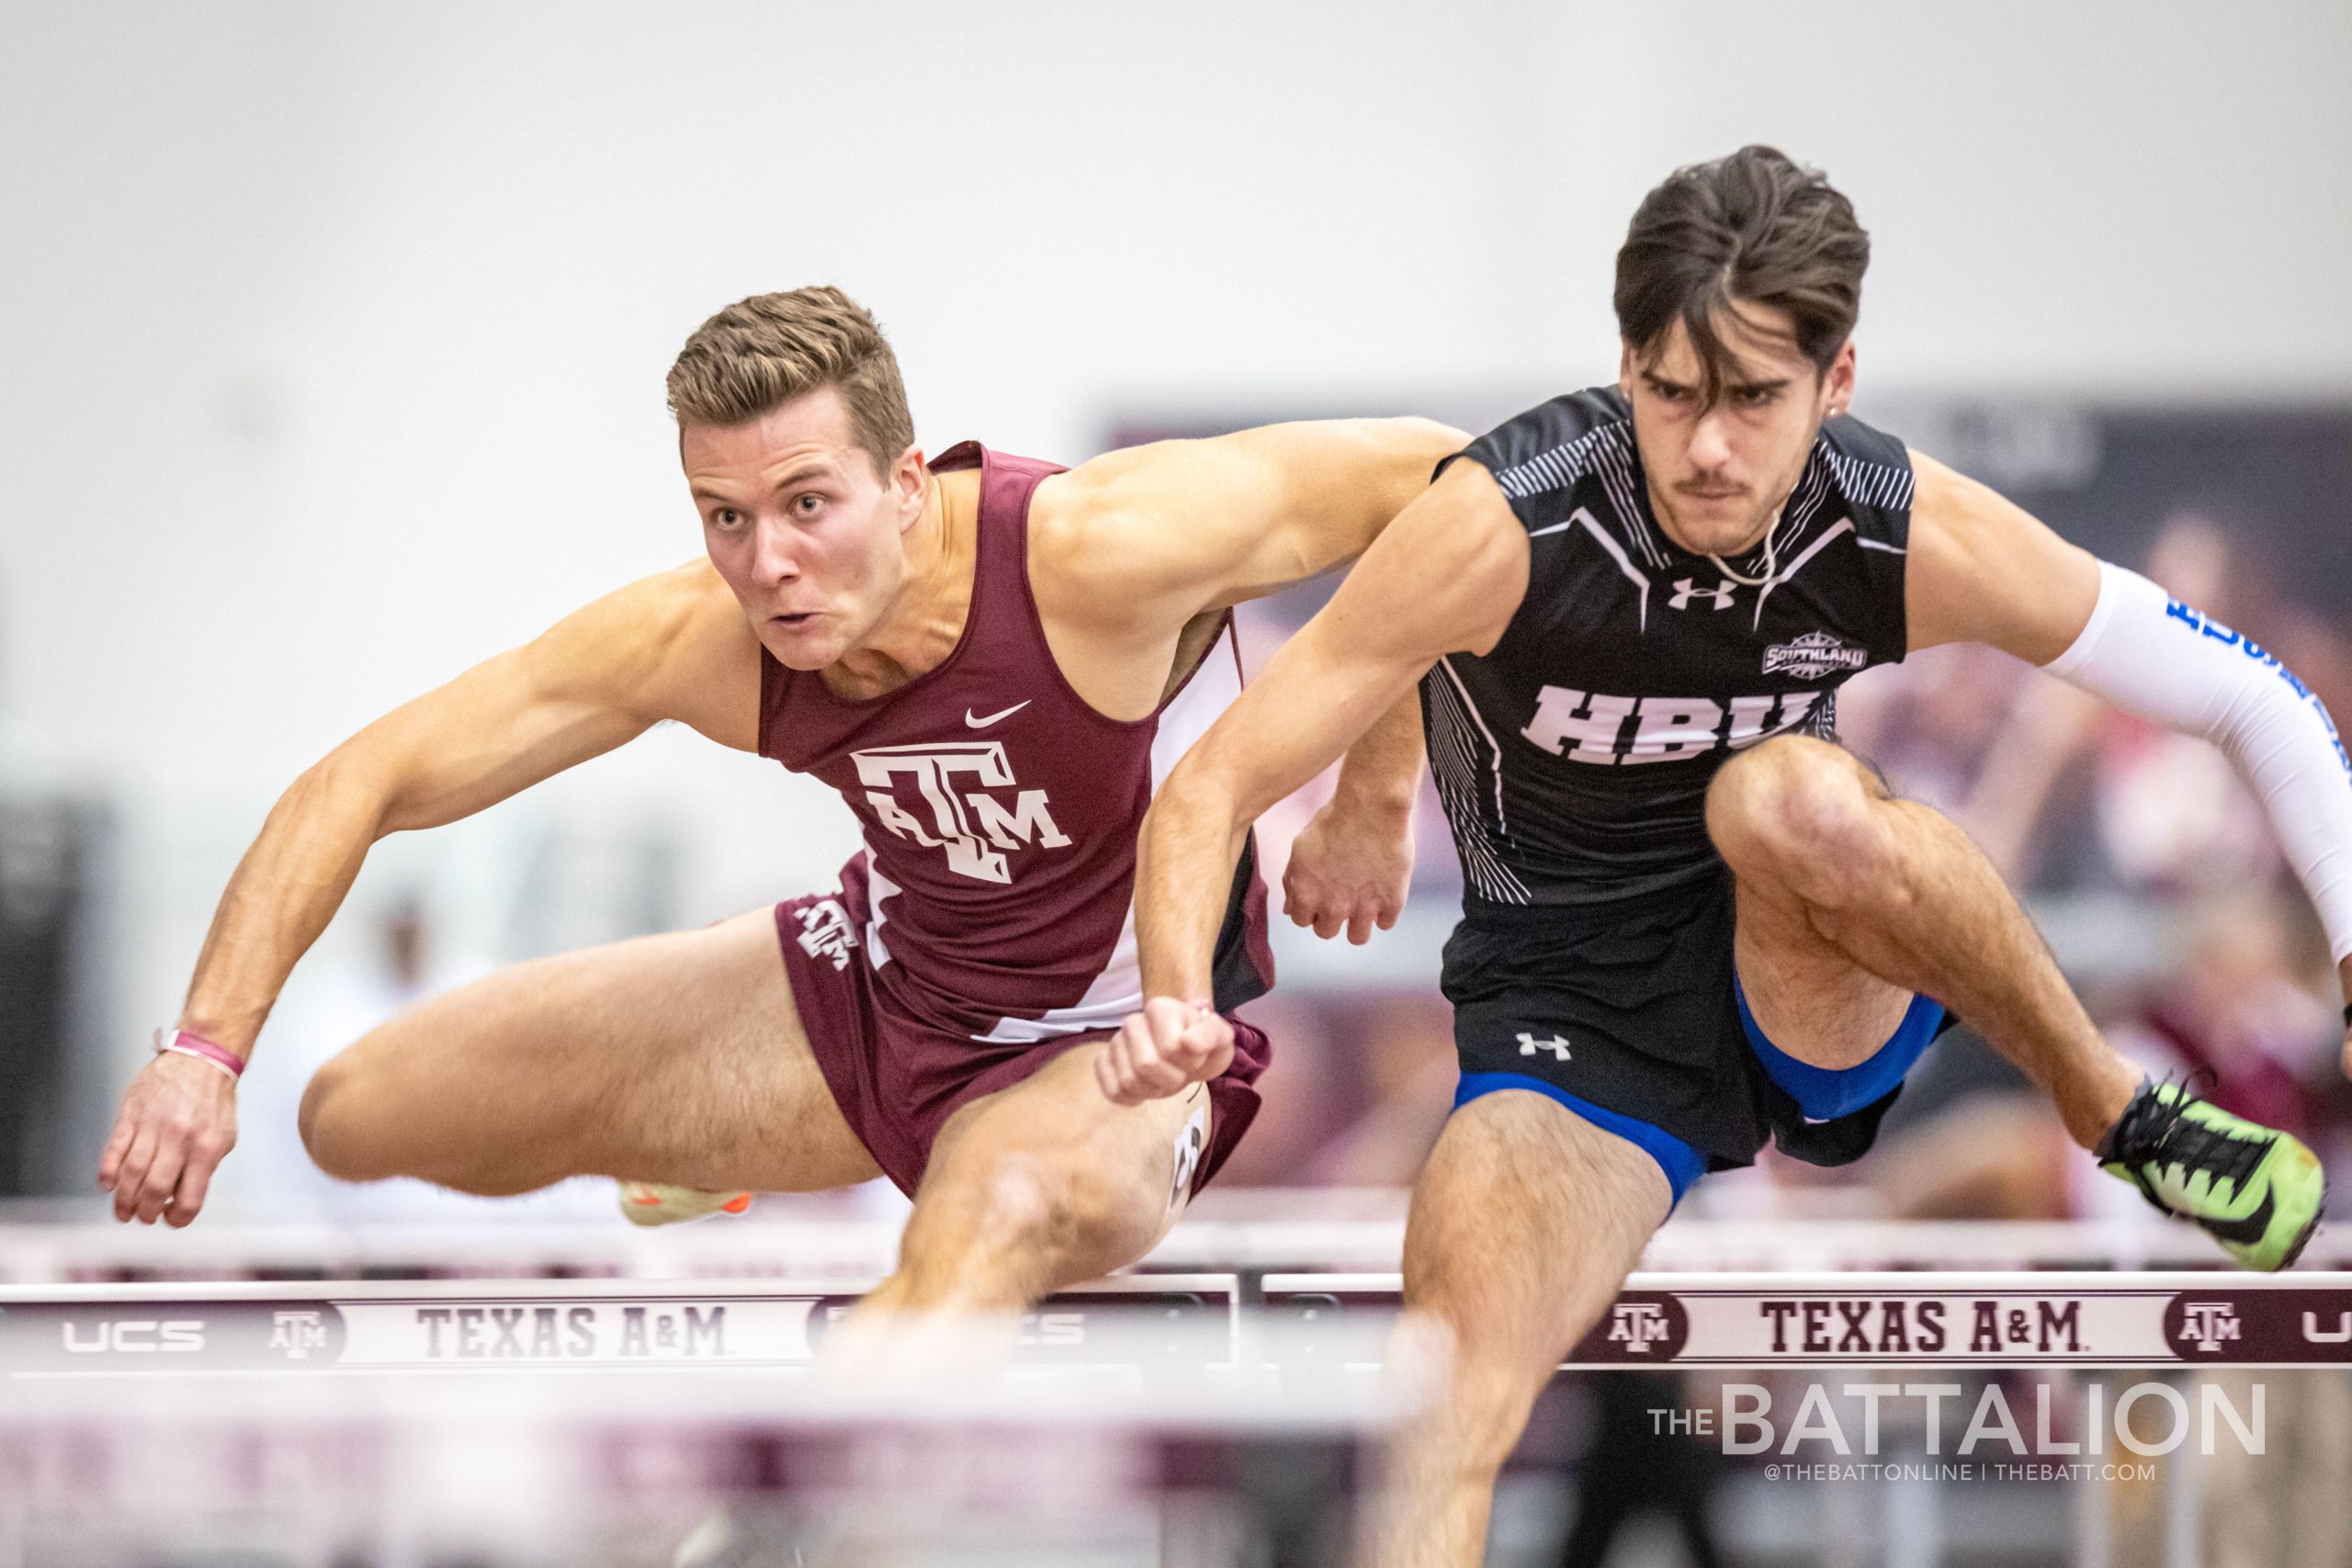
1614, 146, 1870, 408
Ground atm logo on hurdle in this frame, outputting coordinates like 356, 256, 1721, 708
1608, 1302, 1674, 1355
270, 1311, 330, 1360
1579, 1293, 1690, 1360
2177, 1301, 2241, 1355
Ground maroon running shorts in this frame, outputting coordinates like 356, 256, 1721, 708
772, 886, 1269, 1199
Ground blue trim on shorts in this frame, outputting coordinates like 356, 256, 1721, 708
1453, 1071, 1708, 1204
1735, 978, 1946, 1122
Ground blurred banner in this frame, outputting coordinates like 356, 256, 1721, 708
0, 795, 95, 1198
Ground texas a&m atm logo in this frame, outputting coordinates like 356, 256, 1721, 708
1576, 1292, 1690, 1360
2177, 1301, 2242, 1355
1608, 1302, 1675, 1355
854, 740, 1072, 884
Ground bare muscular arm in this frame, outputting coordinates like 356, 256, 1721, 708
1030, 417, 1467, 718
1050, 416, 1470, 613
1042, 417, 1460, 943
1903, 450, 2101, 662
98, 560, 759, 1224
1102, 459, 1529, 1101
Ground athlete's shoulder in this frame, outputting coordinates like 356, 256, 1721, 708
469, 559, 758, 750
1814, 410, 1917, 517
1447, 386, 1629, 485
533, 558, 735, 664
1035, 418, 1467, 608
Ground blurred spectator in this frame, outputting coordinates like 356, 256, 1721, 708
2103, 893, 2349, 1168
1549, 1372, 1727, 1568
1838, 641, 2036, 829
1844, 508, 2351, 902
1955, 510, 2345, 897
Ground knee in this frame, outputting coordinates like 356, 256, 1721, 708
1706, 736, 1888, 900
903, 1151, 1144, 1299
297, 1044, 393, 1182
977, 1151, 1137, 1262
1416, 1305, 1557, 1477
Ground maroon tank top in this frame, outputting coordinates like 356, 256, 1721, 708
760, 442, 1272, 1041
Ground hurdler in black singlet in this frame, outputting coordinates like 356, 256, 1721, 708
1423, 385, 1916, 914
1427, 386, 1934, 1180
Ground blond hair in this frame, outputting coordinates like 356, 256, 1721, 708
665, 286, 915, 472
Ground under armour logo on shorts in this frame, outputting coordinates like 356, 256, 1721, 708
1517, 1032, 1572, 1062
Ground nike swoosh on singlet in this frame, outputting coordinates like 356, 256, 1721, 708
964, 700, 1031, 728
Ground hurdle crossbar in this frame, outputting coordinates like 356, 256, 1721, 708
5, 1270, 2345, 1373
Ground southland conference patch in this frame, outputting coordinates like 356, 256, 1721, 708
1762, 630, 1869, 680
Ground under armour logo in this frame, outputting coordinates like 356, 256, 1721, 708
1516, 1032, 1572, 1061
1669, 578, 1737, 611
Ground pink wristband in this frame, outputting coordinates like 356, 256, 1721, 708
153, 1027, 245, 1083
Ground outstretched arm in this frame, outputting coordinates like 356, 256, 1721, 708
1907, 452, 2352, 1071
98, 561, 759, 1225
1100, 459, 1529, 1102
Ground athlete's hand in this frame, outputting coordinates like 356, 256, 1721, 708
96, 1051, 238, 1226
1282, 796, 1416, 944
1100, 998, 1234, 1105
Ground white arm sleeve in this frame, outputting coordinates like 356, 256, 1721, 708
2043, 560, 2352, 964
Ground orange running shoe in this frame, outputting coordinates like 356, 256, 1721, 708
616, 1181, 754, 1227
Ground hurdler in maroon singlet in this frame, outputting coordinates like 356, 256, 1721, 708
763, 442, 1273, 1195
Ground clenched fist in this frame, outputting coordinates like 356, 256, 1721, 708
1099, 997, 1234, 1105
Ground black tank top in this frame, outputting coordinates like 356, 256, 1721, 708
1424, 386, 1916, 914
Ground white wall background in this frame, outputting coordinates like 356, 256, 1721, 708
2, 0, 2347, 1187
